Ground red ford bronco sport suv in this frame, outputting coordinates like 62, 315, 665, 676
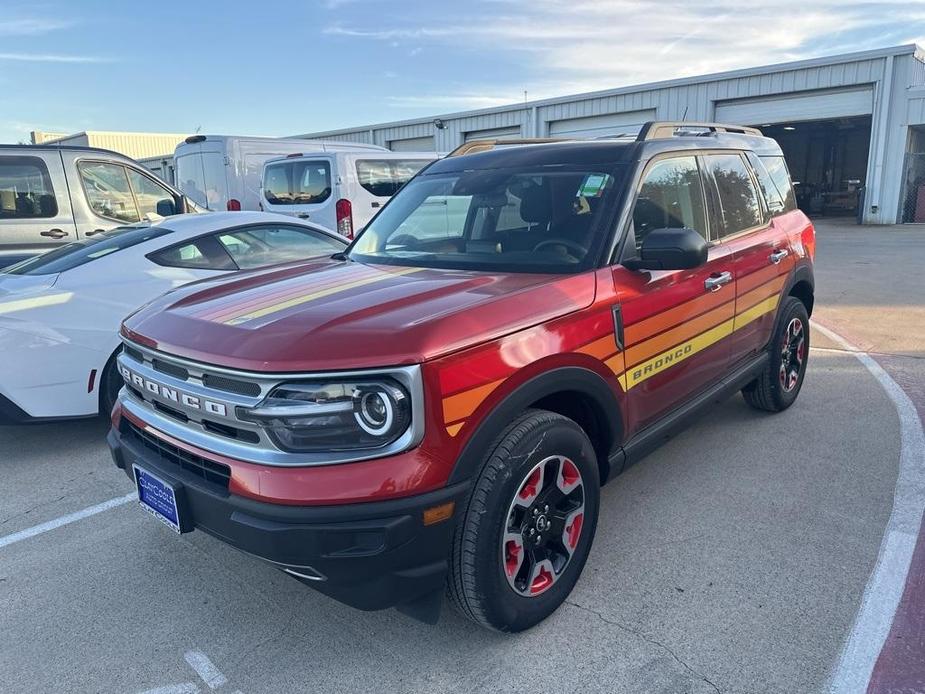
108, 122, 815, 631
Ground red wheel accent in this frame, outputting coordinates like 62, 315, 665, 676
529, 562, 555, 595
557, 458, 580, 493
518, 466, 543, 503
564, 511, 584, 551
504, 537, 523, 578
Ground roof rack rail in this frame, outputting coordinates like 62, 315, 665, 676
637, 121, 763, 141
447, 138, 568, 157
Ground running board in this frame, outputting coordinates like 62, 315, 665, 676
617, 353, 769, 471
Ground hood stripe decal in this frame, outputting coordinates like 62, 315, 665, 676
221, 267, 424, 326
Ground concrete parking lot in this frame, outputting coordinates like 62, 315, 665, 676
0, 220, 922, 694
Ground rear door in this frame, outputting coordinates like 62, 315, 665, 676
612, 154, 735, 431
703, 152, 795, 362
175, 140, 226, 210
261, 156, 335, 227
0, 151, 77, 267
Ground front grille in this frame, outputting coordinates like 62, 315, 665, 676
202, 373, 261, 397
123, 345, 144, 363
124, 420, 231, 489
152, 358, 189, 381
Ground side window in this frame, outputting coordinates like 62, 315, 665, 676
148, 237, 234, 270
632, 156, 707, 248
704, 154, 763, 237
0, 156, 58, 219
127, 168, 178, 218
79, 162, 139, 223
758, 155, 797, 213
745, 152, 785, 214
216, 226, 344, 269
355, 159, 430, 197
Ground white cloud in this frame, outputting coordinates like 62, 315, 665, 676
0, 18, 73, 36
326, 0, 925, 95
0, 53, 109, 63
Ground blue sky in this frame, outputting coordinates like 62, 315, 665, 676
2, 0, 923, 144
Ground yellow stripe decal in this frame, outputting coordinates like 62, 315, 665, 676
622, 294, 780, 391
446, 423, 465, 437
223, 267, 422, 326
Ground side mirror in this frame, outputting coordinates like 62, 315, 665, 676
624, 227, 708, 271
156, 198, 178, 217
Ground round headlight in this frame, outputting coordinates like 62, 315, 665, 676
356, 389, 394, 435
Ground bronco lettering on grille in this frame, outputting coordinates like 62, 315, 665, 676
119, 364, 228, 416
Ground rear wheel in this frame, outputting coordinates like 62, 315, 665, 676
742, 296, 809, 412
447, 410, 600, 632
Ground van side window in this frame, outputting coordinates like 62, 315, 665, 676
79, 162, 140, 223
631, 156, 707, 248
757, 155, 797, 213
263, 161, 331, 205
356, 159, 430, 197
704, 154, 763, 237
0, 156, 58, 219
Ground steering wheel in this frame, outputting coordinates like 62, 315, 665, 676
533, 238, 587, 257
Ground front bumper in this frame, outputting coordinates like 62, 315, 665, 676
108, 418, 469, 618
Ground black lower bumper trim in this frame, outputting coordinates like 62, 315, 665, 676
108, 424, 468, 616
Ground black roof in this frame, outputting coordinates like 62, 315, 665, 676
428, 130, 783, 174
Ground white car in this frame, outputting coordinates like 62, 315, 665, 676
0, 211, 346, 423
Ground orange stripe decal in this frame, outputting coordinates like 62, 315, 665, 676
576, 334, 619, 360
625, 299, 735, 367
442, 378, 504, 424
446, 423, 464, 437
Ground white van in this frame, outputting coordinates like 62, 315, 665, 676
174, 135, 386, 213
260, 151, 436, 238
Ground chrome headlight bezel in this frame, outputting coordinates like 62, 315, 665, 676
238, 376, 414, 453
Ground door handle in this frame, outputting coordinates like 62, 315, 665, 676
704, 271, 733, 292
297, 213, 310, 219
85, 228, 106, 237
40, 228, 68, 239
769, 248, 790, 265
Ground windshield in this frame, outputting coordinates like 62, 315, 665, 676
348, 165, 623, 273
3, 226, 172, 276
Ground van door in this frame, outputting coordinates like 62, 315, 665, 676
0, 151, 77, 267
175, 141, 226, 210
262, 156, 336, 228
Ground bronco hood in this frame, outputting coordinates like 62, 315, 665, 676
122, 258, 596, 372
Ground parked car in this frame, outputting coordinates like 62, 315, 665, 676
0, 212, 345, 423
0, 145, 197, 269
260, 151, 437, 238
108, 122, 815, 631
174, 135, 387, 213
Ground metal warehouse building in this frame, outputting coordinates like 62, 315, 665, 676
294, 44, 925, 225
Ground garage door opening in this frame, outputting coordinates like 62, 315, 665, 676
900, 126, 925, 223
758, 116, 871, 219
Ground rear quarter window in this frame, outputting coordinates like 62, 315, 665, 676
756, 155, 797, 213
0, 156, 58, 219
356, 159, 431, 197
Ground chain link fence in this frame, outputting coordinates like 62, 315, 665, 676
900, 135, 925, 223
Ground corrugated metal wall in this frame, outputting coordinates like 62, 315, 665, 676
40, 132, 189, 160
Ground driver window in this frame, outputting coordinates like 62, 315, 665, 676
632, 156, 707, 249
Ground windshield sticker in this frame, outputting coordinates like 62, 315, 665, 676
577, 174, 608, 198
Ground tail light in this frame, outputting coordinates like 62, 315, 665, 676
227, 199, 241, 211
801, 224, 816, 260
336, 198, 354, 238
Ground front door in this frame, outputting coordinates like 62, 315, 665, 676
612, 154, 735, 433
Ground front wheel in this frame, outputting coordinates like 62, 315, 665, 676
742, 296, 810, 412
447, 410, 600, 632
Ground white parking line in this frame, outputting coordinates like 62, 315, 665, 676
184, 651, 228, 690
815, 322, 925, 694
0, 492, 136, 550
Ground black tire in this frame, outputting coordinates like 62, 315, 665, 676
99, 348, 123, 417
447, 409, 600, 632
742, 296, 809, 412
